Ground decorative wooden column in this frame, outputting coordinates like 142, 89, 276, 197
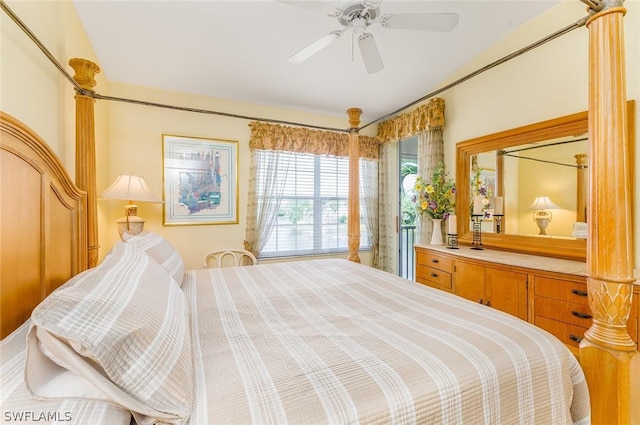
495, 151, 505, 233
69, 58, 100, 269
575, 153, 587, 223
347, 108, 362, 263
580, 2, 638, 424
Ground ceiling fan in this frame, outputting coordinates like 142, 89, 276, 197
278, 1, 459, 74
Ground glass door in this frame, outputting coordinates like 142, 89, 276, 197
398, 136, 418, 279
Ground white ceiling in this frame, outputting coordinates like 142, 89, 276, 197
71, 0, 560, 125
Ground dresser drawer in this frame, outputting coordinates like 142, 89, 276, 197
534, 276, 589, 306
416, 265, 452, 290
416, 251, 452, 273
534, 316, 588, 349
535, 296, 638, 343
534, 297, 593, 327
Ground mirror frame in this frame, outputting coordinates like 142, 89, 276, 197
456, 110, 590, 261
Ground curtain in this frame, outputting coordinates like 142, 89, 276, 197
376, 98, 446, 269
360, 157, 379, 269
244, 149, 291, 256
249, 122, 379, 159
416, 125, 445, 244
377, 142, 396, 273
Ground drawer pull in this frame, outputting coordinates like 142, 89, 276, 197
571, 311, 592, 319
430, 272, 438, 278
571, 289, 588, 297
430, 258, 440, 264
569, 334, 583, 343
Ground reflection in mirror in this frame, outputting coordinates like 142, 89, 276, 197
456, 102, 633, 261
470, 135, 589, 238
455, 109, 592, 261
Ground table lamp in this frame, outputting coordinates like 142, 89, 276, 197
99, 174, 163, 239
529, 196, 559, 235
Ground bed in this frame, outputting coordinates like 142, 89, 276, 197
2, 220, 591, 424
0, 3, 636, 425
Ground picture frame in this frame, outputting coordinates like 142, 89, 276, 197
162, 134, 238, 225
470, 166, 496, 222
479, 169, 496, 221
479, 168, 496, 198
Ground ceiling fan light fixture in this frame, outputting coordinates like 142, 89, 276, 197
287, 30, 343, 64
351, 17, 367, 36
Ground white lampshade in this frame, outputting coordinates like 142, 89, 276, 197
99, 174, 162, 203
528, 196, 559, 210
100, 174, 162, 239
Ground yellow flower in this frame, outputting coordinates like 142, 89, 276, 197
415, 182, 423, 192
421, 200, 428, 211
425, 185, 435, 194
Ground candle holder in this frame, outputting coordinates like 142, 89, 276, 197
447, 233, 459, 249
471, 214, 484, 250
493, 214, 504, 234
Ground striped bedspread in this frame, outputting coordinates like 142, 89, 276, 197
0, 321, 132, 425
183, 259, 590, 425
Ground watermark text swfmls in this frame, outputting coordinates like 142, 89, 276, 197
3, 410, 72, 422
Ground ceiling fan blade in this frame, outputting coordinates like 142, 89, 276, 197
358, 33, 383, 74
288, 31, 342, 64
380, 13, 459, 32
275, 0, 340, 17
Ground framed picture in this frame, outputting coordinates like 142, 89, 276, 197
479, 168, 496, 198
470, 166, 496, 221
162, 134, 238, 225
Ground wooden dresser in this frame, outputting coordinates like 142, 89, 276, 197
415, 244, 639, 355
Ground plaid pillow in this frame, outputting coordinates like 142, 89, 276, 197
26, 242, 192, 425
123, 231, 185, 286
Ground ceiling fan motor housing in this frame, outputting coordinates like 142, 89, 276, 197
337, 2, 381, 27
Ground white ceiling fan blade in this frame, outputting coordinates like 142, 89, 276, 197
275, 0, 340, 17
358, 33, 383, 74
288, 31, 342, 64
380, 13, 459, 32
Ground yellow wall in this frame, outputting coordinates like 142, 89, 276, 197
514, 141, 587, 238
1, 0, 112, 256
1, 0, 373, 269
2, 0, 639, 268
105, 83, 373, 268
440, 0, 639, 265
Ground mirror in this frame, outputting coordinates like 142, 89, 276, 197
456, 109, 590, 261
472, 134, 588, 237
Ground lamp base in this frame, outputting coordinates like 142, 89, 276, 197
534, 217, 550, 235
116, 215, 145, 240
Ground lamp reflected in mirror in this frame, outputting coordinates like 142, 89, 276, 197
529, 196, 559, 235
99, 174, 163, 239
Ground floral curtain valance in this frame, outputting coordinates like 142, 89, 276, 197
376, 97, 445, 143
249, 121, 380, 159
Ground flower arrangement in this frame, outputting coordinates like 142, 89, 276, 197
412, 162, 456, 220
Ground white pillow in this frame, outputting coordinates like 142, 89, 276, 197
25, 242, 193, 425
123, 231, 186, 286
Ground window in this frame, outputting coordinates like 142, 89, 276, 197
258, 151, 369, 257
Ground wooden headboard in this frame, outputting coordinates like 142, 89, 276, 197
0, 112, 88, 339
